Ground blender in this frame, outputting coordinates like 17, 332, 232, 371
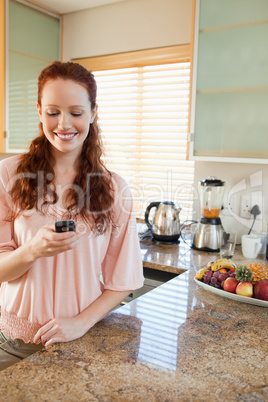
192, 177, 225, 252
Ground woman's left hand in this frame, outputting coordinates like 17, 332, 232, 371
33, 290, 131, 347
33, 317, 86, 347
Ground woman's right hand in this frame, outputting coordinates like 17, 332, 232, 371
0, 223, 85, 283
28, 224, 85, 260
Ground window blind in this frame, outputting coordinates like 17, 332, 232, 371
94, 62, 195, 222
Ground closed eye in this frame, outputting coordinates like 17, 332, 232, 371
46, 111, 83, 117
47, 112, 59, 116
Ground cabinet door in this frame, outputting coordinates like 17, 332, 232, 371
189, 0, 268, 163
7, 0, 60, 152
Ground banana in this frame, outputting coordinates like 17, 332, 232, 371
195, 267, 209, 280
211, 258, 236, 272
206, 260, 215, 269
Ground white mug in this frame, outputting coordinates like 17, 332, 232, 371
251, 232, 267, 255
241, 234, 262, 259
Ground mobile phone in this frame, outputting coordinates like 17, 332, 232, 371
55, 220, 76, 233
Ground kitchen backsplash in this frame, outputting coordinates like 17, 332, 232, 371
193, 161, 268, 243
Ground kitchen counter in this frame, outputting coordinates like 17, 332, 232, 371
0, 243, 267, 401
140, 237, 191, 274
140, 235, 265, 275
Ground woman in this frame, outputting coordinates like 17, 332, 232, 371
0, 61, 144, 370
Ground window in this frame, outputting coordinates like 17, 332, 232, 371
75, 47, 195, 222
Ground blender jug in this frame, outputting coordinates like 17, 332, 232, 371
200, 178, 225, 219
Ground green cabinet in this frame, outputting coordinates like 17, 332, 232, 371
7, 0, 61, 151
189, 0, 268, 163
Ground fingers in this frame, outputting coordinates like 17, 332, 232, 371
45, 224, 76, 241
32, 226, 85, 258
33, 321, 54, 344
33, 318, 78, 347
44, 337, 63, 347
33, 320, 66, 346
51, 223, 85, 247
51, 230, 76, 244
52, 232, 85, 252
43, 223, 79, 242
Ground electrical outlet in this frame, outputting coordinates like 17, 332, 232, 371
240, 194, 263, 220
240, 197, 251, 219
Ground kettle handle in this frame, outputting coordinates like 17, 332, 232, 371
144, 201, 160, 231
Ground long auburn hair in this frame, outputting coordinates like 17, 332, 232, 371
9, 61, 114, 233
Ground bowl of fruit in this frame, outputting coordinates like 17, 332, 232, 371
194, 259, 268, 307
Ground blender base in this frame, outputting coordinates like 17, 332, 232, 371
192, 217, 222, 252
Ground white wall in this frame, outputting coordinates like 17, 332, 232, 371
63, 0, 268, 239
62, 0, 192, 60
193, 161, 268, 242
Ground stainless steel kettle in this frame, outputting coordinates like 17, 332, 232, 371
145, 201, 181, 243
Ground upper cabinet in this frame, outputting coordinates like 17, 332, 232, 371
4, 0, 61, 152
189, 0, 268, 163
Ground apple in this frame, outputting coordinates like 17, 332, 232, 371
223, 277, 239, 293
236, 282, 253, 297
254, 279, 268, 301
219, 268, 228, 274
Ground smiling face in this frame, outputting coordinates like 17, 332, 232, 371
37, 78, 97, 159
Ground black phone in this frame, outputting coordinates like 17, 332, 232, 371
55, 220, 76, 233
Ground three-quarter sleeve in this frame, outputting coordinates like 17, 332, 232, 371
0, 161, 17, 253
101, 175, 144, 291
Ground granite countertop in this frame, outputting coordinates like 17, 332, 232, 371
0, 242, 267, 401
140, 236, 265, 274
140, 237, 191, 274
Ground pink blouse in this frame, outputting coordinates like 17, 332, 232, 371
0, 155, 144, 343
